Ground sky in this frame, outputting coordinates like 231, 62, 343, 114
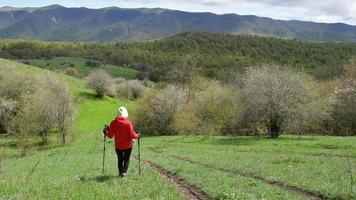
1, 0, 356, 25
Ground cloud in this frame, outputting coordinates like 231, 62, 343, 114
109, 0, 356, 24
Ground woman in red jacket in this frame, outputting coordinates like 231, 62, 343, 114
105, 106, 140, 178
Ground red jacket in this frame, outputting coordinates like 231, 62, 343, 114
106, 116, 139, 150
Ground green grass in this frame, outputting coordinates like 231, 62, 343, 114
142, 136, 356, 199
19, 57, 138, 79
0, 59, 185, 199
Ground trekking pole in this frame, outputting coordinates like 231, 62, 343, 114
102, 125, 108, 174
138, 136, 141, 176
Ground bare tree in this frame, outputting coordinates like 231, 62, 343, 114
48, 81, 75, 144
165, 55, 199, 85
86, 69, 114, 97
240, 64, 311, 138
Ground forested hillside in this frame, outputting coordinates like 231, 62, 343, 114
1, 32, 356, 81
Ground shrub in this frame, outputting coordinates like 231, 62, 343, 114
85, 60, 101, 68
22, 60, 30, 65
134, 85, 188, 135
64, 67, 80, 77
173, 79, 236, 135
332, 62, 356, 135
117, 79, 146, 100
142, 78, 154, 87
0, 67, 75, 147
10, 77, 75, 143
86, 69, 114, 97
0, 98, 17, 134
0, 67, 37, 100
14, 87, 56, 142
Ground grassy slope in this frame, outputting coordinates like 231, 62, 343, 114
1, 58, 355, 199
0, 59, 185, 199
19, 57, 138, 79
143, 136, 356, 199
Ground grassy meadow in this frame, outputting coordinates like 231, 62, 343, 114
0, 59, 355, 200
19, 57, 138, 79
0, 59, 184, 199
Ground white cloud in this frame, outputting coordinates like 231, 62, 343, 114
105, 0, 356, 24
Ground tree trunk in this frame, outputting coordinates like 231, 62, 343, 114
61, 128, 66, 145
269, 117, 281, 139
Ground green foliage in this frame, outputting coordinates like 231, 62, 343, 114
1, 32, 356, 82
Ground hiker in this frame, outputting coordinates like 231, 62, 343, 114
104, 106, 140, 177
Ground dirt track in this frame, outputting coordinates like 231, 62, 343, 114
147, 146, 340, 200
133, 154, 212, 200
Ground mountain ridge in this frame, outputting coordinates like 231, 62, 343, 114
0, 4, 356, 42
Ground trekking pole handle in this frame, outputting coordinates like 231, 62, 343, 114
103, 124, 109, 135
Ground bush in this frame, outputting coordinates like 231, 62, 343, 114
142, 78, 154, 87
22, 60, 30, 65
332, 62, 356, 135
14, 87, 56, 142
0, 67, 37, 100
0, 98, 17, 134
134, 85, 188, 135
117, 80, 146, 99
9, 76, 75, 143
86, 69, 114, 97
64, 67, 80, 77
173, 79, 236, 135
85, 60, 101, 68
0, 67, 75, 147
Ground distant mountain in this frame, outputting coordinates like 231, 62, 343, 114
0, 4, 356, 42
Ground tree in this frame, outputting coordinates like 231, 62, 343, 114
165, 55, 199, 84
332, 62, 356, 135
86, 69, 114, 97
240, 64, 312, 138
49, 82, 75, 144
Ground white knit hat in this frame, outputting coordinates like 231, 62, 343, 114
117, 106, 129, 118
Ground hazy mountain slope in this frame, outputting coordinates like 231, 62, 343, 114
0, 5, 356, 42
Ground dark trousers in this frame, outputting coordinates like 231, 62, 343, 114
115, 148, 132, 175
